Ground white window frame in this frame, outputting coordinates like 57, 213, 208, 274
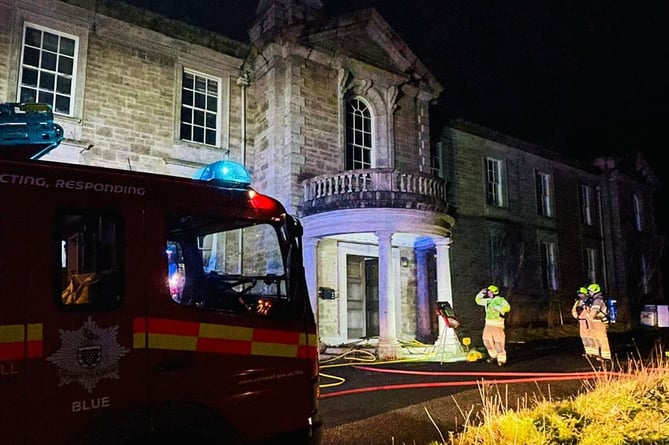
536, 171, 554, 217
633, 193, 644, 232
584, 247, 597, 284
485, 157, 505, 207
345, 96, 373, 170
540, 241, 558, 290
180, 69, 222, 147
431, 141, 445, 179
579, 184, 593, 226
489, 232, 511, 287
18, 23, 78, 116
640, 254, 649, 294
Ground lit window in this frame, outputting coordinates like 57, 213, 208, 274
19, 24, 77, 115
579, 184, 593, 226
540, 241, 558, 290
345, 97, 372, 170
536, 172, 554, 217
180, 70, 220, 146
486, 157, 505, 207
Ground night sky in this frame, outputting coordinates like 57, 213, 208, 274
124, 0, 668, 202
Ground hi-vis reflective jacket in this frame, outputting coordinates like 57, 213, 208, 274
475, 292, 511, 328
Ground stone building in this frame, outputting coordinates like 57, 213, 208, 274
438, 120, 663, 341
0, 0, 662, 359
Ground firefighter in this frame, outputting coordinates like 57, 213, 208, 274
585, 282, 612, 361
475, 284, 511, 366
571, 286, 594, 357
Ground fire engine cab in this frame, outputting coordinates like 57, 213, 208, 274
0, 103, 322, 444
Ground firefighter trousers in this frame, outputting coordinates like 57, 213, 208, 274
482, 325, 507, 364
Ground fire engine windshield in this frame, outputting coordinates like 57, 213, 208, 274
166, 214, 291, 317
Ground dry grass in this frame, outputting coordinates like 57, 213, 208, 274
428, 346, 669, 445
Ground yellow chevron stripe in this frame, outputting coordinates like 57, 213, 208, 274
148, 333, 198, 351
0, 324, 24, 342
27, 323, 43, 341
251, 342, 298, 357
199, 322, 253, 341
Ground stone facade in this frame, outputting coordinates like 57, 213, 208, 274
441, 120, 662, 340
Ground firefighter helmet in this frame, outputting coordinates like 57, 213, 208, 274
487, 284, 500, 296
578, 287, 588, 295
587, 283, 601, 294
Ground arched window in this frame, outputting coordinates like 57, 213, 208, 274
345, 97, 372, 169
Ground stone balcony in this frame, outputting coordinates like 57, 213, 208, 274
300, 168, 451, 216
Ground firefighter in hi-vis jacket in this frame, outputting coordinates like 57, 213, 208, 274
571, 286, 592, 356
475, 284, 511, 366
586, 283, 612, 361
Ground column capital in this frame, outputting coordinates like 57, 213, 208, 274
433, 237, 452, 249
374, 230, 393, 242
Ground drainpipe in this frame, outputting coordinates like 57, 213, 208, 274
236, 71, 250, 166
596, 185, 609, 292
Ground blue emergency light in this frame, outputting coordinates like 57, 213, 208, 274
193, 160, 252, 188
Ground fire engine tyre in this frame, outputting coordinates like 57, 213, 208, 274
132, 429, 242, 445
70, 404, 242, 445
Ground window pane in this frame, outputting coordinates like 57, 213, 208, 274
58, 55, 73, 75
24, 27, 41, 46
42, 32, 59, 52
21, 67, 38, 87
59, 37, 75, 57
194, 109, 204, 126
23, 47, 40, 67
194, 77, 206, 92
55, 95, 70, 114
205, 112, 216, 128
180, 122, 191, 140
39, 71, 55, 90
205, 129, 216, 146
183, 72, 194, 89
193, 126, 204, 142
206, 95, 217, 112
38, 91, 53, 105
20, 87, 37, 103
194, 92, 205, 109
41, 51, 57, 71
56, 75, 71, 94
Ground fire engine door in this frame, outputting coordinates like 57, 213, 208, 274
22, 200, 147, 444
0, 194, 29, 445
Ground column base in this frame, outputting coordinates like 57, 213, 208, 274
376, 339, 404, 361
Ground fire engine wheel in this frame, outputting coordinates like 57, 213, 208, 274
128, 430, 242, 445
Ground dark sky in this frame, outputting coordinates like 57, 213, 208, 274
123, 0, 668, 178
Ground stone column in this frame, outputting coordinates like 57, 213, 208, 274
376, 230, 402, 360
433, 238, 464, 360
302, 237, 319, 318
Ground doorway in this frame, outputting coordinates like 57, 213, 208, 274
346, 255, 379, 339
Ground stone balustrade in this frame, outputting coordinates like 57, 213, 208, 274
300, 168, 450, 216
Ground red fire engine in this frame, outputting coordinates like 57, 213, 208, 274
0, 103, 322, 444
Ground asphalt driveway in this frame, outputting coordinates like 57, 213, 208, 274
318, 328, 667, 445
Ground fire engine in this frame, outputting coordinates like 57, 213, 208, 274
0, 103, 322, 444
